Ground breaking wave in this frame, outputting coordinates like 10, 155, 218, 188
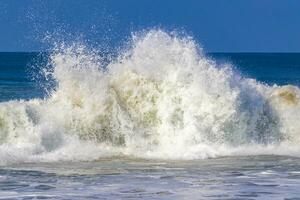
1, 30, 300, 164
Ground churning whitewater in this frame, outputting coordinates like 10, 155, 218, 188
0, 30, 300, 164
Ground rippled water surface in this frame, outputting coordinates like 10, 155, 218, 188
0, 156, 299, 199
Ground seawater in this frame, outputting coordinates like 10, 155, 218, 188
1, 30, 300, 199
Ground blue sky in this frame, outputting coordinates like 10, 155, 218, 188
0, 0, 300, 52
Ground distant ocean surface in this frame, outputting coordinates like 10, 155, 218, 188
1, 52, 300, 101
1, 31, 300, 199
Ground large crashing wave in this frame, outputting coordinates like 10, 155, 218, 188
0, 30, 300, 164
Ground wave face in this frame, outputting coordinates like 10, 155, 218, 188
1, 30, 300, 164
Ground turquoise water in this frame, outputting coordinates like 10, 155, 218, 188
1, 46, 300, 199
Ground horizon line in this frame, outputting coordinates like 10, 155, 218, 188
1, 51, 300, 54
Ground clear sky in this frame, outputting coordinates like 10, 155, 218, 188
0, 0, 300, 52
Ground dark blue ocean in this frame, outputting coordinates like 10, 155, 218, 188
1, 51, 300, 199
1, 52, 300, 101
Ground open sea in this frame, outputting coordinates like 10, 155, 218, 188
1, 31, 300, 199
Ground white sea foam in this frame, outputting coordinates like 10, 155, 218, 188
0, 30, 300, 164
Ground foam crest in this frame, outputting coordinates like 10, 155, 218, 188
0, 30, 300, 164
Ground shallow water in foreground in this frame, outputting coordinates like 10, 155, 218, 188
0, 155, 300, 199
